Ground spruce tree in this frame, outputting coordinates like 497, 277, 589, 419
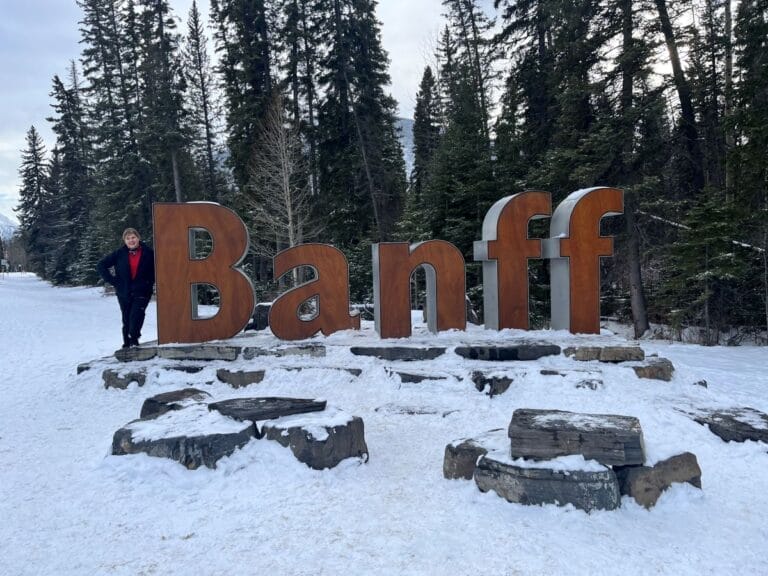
137, 0, 190, 204
209, 0, 275, 192
410, 67, 442, 211
14, 127, 50, 277
734, 0, 768, 335
183, 0, 223, 202
315, 0, 406, 248
46, 67, 94, 284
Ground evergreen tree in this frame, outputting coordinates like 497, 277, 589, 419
209, 0, 275, 191
78, 0, 145, 248
183, 0, 223, 202
734, 0, 768, 334
494, 0, 558, 178
662, 197, 748, 344
315, 0, 406, 248
274, 0, 320, 196
416, 8, 496, 271
14, 127, 51, 276
442, 0, 495, 145
410, 66, 442, 211
46, 67, 94, 284
398, 66, 442, 241
137, 0, 190, 204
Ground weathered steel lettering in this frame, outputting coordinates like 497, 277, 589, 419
153, 203, 254, 344
372, 241, 466, 338
151, 188, 623, 343
270, 244, 360, 340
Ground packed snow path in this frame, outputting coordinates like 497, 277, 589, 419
1, 273, 767, 575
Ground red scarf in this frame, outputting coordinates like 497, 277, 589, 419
128, 246, 142, 280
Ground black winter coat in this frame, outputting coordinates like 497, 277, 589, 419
97, 242, 155, 299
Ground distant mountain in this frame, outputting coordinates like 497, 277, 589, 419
0, 213, 18, 240
396, 117, 414, 178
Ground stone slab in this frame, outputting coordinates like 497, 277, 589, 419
140, 388, 212, 419
691, 407, 768, 443
470, 371, 514, 396
158, 345, 241, 362
350, 346, 446, 361
216, 368, 266, 388
454, 343, 560, 361
563, 346, 645, 363
631, 357, 675, 381
508, 408, 646, 466
386, 369, 447, 383
261, 411, 368, 470
115, 347, 158, 362
112, 405, 256, 469
474, 454, 621, 512
241, 344, 326, 360
615, 452, 702, 508
103, 368, 146, 389
208, 397, 327, 426
443, 429, 505, 480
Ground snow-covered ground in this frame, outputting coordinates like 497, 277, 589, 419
1, 272, 767, 576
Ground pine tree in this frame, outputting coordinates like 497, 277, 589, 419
183, 0, 223, 202
442, 0, 495, 146
137, 0, 190, 204
662, 198, 749, 344
494, 0, 558, 178
315, 0, 406, 247
734, 0, 768, 335
416, 10, 496, 273
274, 0, 320, 196
46, 66, 94, 284
209, 0, 275, 191
410, 66, 442, 211
14, 127, 50, 276
78, 0, 145, 248
653, 0, 705, 196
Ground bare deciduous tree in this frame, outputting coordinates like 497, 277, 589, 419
244, 92, 321, 263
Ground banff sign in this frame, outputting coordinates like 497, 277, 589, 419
152, 187, 623, 345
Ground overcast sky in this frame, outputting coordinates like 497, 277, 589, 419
0, 0, 446, 222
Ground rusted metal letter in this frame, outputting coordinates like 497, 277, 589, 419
543, 187, 624, 334
270, 244, 361, 340
153, 203, 255, 344
474, 191, 552, 330
372, 241, 466, 338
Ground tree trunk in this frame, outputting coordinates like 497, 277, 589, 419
626, 195, 650, 338
171, 148, 183, 203
620, 0, 649, 338
653, 0, 704, 193
300, 2, 319, 196
724, 0, 735, 202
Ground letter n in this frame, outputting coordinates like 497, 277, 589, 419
153, 203, 255, 344
373, 241, 466, 338
473, 191, 551, 330
270, 244, 360, 340
543, 187, 624, 334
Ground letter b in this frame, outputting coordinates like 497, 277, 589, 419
153, 203, 255, 344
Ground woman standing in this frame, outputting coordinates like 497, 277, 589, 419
97, 228, 155, 348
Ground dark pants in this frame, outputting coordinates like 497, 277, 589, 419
118, 294, 150, 346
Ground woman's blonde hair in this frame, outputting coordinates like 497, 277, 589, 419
122, 227, 140, 240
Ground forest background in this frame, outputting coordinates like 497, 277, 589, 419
7, 0, 768, 346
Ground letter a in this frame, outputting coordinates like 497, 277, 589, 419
153, 203, 255, 344
543, 187, 624, 334
373, 241, 466, 338
270, 244, 360, 340
474, 191, 551, 330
